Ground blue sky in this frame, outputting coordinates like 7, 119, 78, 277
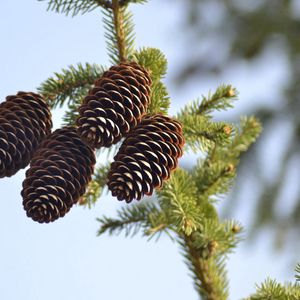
0, 1, 296, 299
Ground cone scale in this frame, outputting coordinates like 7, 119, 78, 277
76, 62, 152, 149
21, 126, 96, 223
107, 114, 185, 203
0, 92, 52, 178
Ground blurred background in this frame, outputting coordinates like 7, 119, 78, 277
0, 0, 299, 299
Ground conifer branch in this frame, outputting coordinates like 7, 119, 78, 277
97, 202, 167, 238
131, 48, 167, 80
39, 1, 148, 16
228, 116, 262, 158
112, 0, 126, 62
38, 0, 112, 16
193, 161, 236, 201
38, 63, 105, 108
191, 116, 261, 202
244, 278, 300, 300
197, 85, 237, 116
79, 164, 110, 207
103, 3, 135, 63
177, 113, 233, 152
131, 48, 170, 114
180, 233, 228, 300
148, 81, 170, 114
157, 169, 203, 236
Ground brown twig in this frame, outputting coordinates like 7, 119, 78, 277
111, 0, 127, 62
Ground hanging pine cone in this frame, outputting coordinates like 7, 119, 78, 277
76, 62, 152, 149
0, 91, 52, 178
107, 114, 185, 202
21, 126, 96, 223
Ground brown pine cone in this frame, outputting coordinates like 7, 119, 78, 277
0, 91, 52, 178
76, 62, 152, 149
21, 126, 96, 223
107, 114, 185, 202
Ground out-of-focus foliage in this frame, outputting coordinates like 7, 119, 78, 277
170, 0, 300, 251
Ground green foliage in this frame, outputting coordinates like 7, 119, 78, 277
177, 85, 238, 153
197, 85, 237, 116
157, 168, 202, 236
191, 115, 261, 204
189, 219, 242, 257
97, 201, 169, 238
38, 62, 105, 109
38, 62, 105, 126
131, 48, 170, 114
245, 278, 300, 300
227, 116, 262, 161
148, 81, 170, 114
206, 116, 262, 167
131, 48, 167, 80
177, 112, 233, 152
193, 160, 236, 203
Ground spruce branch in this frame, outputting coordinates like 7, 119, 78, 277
180, 233, 229, 300
131, 48, 170, 114
38, 0, 112, 16
193, 160, 236, 201
97, 202, 165, 237
190, 219, 242, 257
103, 3, 135, 63
148, 81, 170, 114
192, 116, 261, 201
79, 164, 111, 207
245, 278, 300, 300
228, 116, 262, 159
197, 85, 237, 116
177, 113, 233, 152
131, 48, 168, 80
112, 0, 126, 62
38, 63, 105, 109
157, 168, 203, 236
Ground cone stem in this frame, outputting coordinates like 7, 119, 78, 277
112, 0, 127, 62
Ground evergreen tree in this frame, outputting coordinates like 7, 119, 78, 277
2, 0, 298, 299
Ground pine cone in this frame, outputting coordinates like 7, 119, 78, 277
0, 91, 52, 178
107, 114, 185, 202
76, 62, 152, 149
21, 126, 96, 223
